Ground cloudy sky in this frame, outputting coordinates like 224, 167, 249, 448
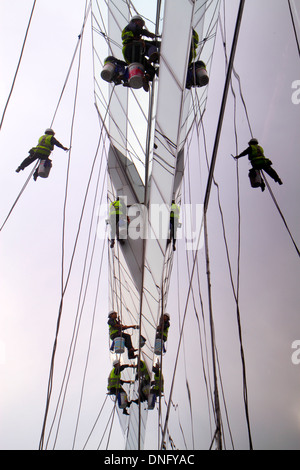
0, 0, 299, 451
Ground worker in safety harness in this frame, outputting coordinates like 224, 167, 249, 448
109, 197, 127, 248
188, 28, 199, 66
186, 29, 208, 89
107, 359, 136, 415
155, 312, 170, 353
16, 128, 69, 179
235, 138, 283, 187
167, 201, 180, 251
108, 311, 138, 359
121, 15, 160, 91
131, 359, 151, 405
150, 361, 164, 398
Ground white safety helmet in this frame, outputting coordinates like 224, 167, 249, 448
164, 312, 170, 319
131, 15, 145, 26
108, 310, 117, 317
113, 359, 120, 366
45, 128, 55, 135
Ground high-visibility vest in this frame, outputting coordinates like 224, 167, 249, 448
249, 145, 266, 165
122, 26, 136, 45
32, 134, 54, 156
107, 368, 121, 390
170, 203, 180, 219
108, 319, 119, 338
163, 326, 169, 341
109, 200, 123, 216
153, 371, 164, 393
191, 29, 199, 61
139, 361, 150, 382
157, 324, 169, 341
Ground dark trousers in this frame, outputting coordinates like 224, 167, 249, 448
19, 150, 49, 170
252, 161, 281, 183
170, 218, 178, 245
123, 41, 156, 80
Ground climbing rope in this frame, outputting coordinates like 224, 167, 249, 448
0, 1, 37, 132
262, 173, 300, 257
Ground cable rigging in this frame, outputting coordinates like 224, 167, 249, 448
0, 0, 37, 132
262, 174, 300, 257
288, 0, 300, 58
0, 4, 91, 234
43, 136, 108, 449
35, 0, 298, 447
39, 1, 92, 449
216, 1, 253, 449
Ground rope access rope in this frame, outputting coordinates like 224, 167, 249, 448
0, 4, 91, 235
288, 0, 300, 58
218, 3, 253, 449
262, 174, 300, 257
44, 136, 108, 449
0, 162, 38, 232
0, 0, 37, 131
39, 1, 91, 449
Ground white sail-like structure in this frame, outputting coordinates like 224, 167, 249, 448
91, 0, 220, 450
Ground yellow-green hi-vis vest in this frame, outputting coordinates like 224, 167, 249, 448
170, 204, 180, 219
107, 368, 121, 390
33, 135, 54, 156
109, 200, 123, 216
249, 145, 266, 165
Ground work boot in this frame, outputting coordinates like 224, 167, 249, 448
143, 75, 149, 92
149, 51, 159, 63
15, 166, 22, 173
110, 240, 115, 248
128, 348, 137, 359
277, 179, 283, 185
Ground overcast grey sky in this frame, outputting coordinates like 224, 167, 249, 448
0, 0, 299, 451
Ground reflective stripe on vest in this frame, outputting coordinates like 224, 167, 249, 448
140, 361, 150, 382
109, 200, 123, 216
122, 27, 135, 45
170, 204, 180, 219
154, 372, 164, 392
191, 29, 199, 60
107, 368, 121, 390
33, 134, 54, 156
163, 326, 169, 341
249, 145, 265, 161
109, 320, 119, 338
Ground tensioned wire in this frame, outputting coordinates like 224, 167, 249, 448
0, 2, 90, 234
0, 0, 118, 450
0, 0, 37, 132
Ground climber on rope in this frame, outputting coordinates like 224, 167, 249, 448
108, 310, 138, 359
109, 196, 128, 248
107, 359, 136, 415
131, 359, 151, 405
234, 138, 283, 191
150, 361, 164, 398
147, 361, 164, 410
121, 15, 160, 91
167, 200, 180, 251
155, 312, 170, 353
186, 29, 209, 89
15, 128, 69, 181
